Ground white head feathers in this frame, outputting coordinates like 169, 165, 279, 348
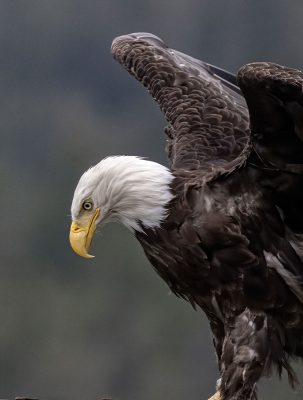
71, 156, 174, 231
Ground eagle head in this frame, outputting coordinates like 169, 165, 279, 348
69, 155, 174, 258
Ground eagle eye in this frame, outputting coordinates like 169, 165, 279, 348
82, 201, 93, 211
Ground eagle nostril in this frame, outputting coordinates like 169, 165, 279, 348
71, 223, 83, 233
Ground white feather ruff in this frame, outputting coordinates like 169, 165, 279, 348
71, 156, 174, 231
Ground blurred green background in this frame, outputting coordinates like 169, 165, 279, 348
1, 1, 303, 399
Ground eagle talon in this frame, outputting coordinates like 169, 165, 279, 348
208, 391, 221, 400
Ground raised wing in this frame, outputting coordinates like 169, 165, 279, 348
238, 62, 303, 168
238, 62, 303, 232
112, 33, 250, 178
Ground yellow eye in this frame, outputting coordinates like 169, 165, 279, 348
82, 201, 93, 211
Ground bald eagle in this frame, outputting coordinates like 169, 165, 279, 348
69, 33, 303, 400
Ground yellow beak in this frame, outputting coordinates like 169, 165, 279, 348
69, 208, 100, 259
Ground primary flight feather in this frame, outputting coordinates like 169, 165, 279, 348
69, 33, 303, 400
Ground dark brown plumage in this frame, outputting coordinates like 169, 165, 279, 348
111, 33, 303, 400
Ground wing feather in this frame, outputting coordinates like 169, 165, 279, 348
112, 33, 250, 178
238, 62, 303, 232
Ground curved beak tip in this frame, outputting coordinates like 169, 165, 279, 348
69, 231, 93, 259
84, 253, 95, 259
69, 208, 100, 259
